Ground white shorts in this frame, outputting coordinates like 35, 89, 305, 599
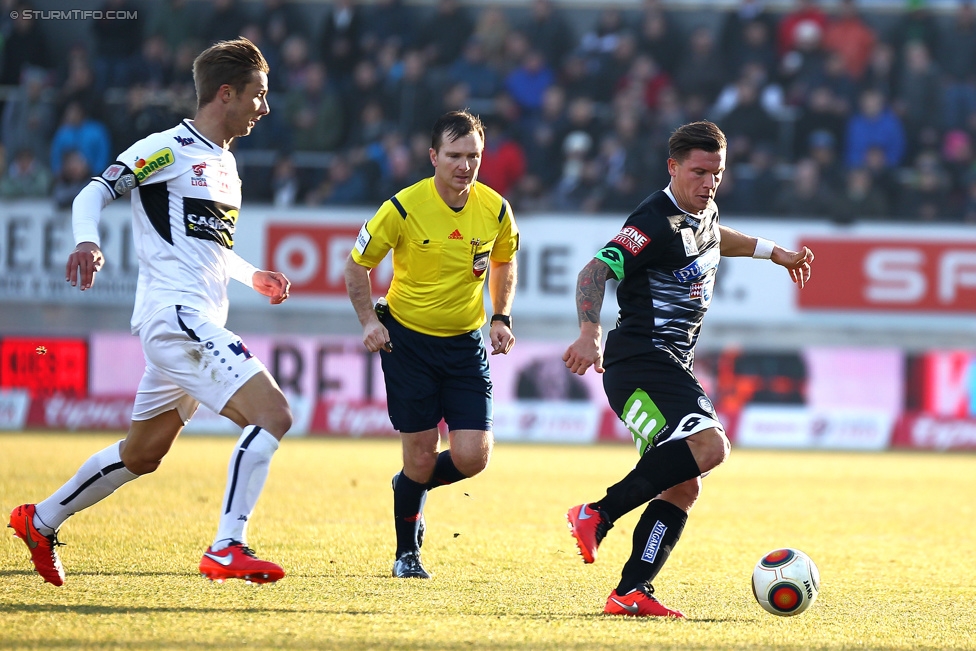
132, 306, 267, 423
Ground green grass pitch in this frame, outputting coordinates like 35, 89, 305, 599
2, 433, 975, 650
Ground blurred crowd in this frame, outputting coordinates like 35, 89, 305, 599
2, 0, 976, 222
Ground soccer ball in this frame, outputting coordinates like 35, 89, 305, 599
751, 548, 820, 616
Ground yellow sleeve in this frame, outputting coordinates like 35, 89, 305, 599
489, 200, 519, 263
350, 200, 401, 268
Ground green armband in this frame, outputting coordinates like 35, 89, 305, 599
595, 247, 625, 280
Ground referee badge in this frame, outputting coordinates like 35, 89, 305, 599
472, 250, 489, 277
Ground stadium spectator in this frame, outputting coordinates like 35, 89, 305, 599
895, 41, 942, 159
774, 157, 839, 216
276, 35, 314, 94
673, 26, 726, 106
473, 6, 510, 70
1, 66, 55, 163
831, 167, 890, 221
722, 142, 780, 214
55, 46, 105, 124
636, 1, 683, 76
418, 0, 474, 68
938, 0, 976, 131
719, 0, 778, 73
713, 74, 779, 161
780, 18, 828, 105
270, 153, 301, 207
845, 87, 906, 169
504, 48, 555, 117
91, 0, 142, 89
50, 149, 91, 209
885, 0, 941, 74
563, 120, 813, 619
777, 0, 828, 57
201, 0, 249, 46
808, 128, 846, 192
860, 41, 897, 99
9, 36, 293, 589
0, 146, 52, 199
49, 101, 110, 176
615, 54, 672, 113
901, 149, 949, 220
318, 0, 364, 87
148, 0, 201, 54
284, 62, 345, 152
822, 0, 876, 81
0, 2, 52, 88
343, 109, 519, 580
793, 86, 846, 159
360, 0, 416, 53
307, 152, 370, 205
478, 117, 526, 197
343, 60, 391, 143
448, 38, 501, 101
522, 0, 575, 71
386, 49, 433, 137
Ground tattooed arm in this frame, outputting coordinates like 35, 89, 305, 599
562, 258, 616, 375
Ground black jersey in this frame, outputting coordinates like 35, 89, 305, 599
597, 187, 721, 372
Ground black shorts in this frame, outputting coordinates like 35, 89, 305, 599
380, 314, 492, 434
603, 349, 722, 455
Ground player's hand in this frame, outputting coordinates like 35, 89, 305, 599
772, 246, 814, 288
363, 319, 392, 353
253, 270, 291, 304
489, 322, 515, 355
65, 241, 104, 291
563, 335, 604, 375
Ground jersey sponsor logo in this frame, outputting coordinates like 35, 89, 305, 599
448, 229, 463, 240
174, 135, 195, 146
114, 173, 136, 195
675, 413, 723, 437
183, 197, 238, 249
640, 520, 668, 563
191, 178, 208, 187
680, 228, 699, 256
133, 147, 175, 183
102, 163, 125, 181
192, 162, 206, 176
355, 223, 371, 255
672, 247, 719, 282
622, 388, 668, 455
690, 281, 703, 300
472, 250, 489, 278
612, 226, 650, 255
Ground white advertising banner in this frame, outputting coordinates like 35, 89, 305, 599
6, 200, 975, 327
736, 406, 893, 450
0, 389, 30, 430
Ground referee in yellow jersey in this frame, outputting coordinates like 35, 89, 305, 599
344, 110, 519, 578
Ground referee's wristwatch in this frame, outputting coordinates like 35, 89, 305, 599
490, 314, 513, 329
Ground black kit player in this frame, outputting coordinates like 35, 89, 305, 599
344, 110, 519, 579
9, 38, 294, 586
562, 121, 814, 617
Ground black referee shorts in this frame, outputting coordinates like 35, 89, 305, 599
379, 314, 492, 434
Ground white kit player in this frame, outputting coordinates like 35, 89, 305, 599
9, 38, 293, 585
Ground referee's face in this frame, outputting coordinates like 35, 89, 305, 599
430, 132, 484, 198
667, 148, 726, 215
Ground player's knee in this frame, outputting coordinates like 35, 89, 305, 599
120, 449, 162, 476
256, 405, 293, 440
692, 428, 730, 473
453, 441, 492, 477
665, 477, 702, 512
403, 449, 438, 481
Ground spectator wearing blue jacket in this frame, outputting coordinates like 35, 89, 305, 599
844, 87, 905, 169
505, 48, 555, 116
49, 101, 110, 176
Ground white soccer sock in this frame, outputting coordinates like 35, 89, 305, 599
33, 440, 138, 535
211, 426, 279, 551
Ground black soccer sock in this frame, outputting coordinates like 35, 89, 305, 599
424, 450, 468, 490
615, 499, 688, 595
594, 439, 701, 522
393, 470, 427, 556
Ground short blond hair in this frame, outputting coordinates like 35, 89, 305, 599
193, 37, 269, 111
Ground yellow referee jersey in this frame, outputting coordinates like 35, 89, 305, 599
351, 177, 519, 337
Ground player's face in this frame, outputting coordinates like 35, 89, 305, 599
228, 71, 269, 138
668, 148, 726, 214
430, 131, 483, 198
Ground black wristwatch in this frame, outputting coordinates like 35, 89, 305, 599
490, 314, 512, 329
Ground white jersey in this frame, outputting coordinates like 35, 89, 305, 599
90, 120, 256, 334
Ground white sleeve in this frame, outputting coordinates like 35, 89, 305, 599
71, 180, 115, 246
226, 249, 258, 289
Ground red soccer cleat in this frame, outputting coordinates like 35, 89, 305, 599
604, 584, 685, 618
199, 542, 285, 584
566, 503, 611, 564
8, 504, 65, 586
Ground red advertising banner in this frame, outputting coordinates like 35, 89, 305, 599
26, 394, 133, 431
0, 337, 88, 398
798, 239, 976, 313
264, 224, 392, 297
891, 413, 976, 450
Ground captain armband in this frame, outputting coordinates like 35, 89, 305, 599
595, 247, 625, 280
